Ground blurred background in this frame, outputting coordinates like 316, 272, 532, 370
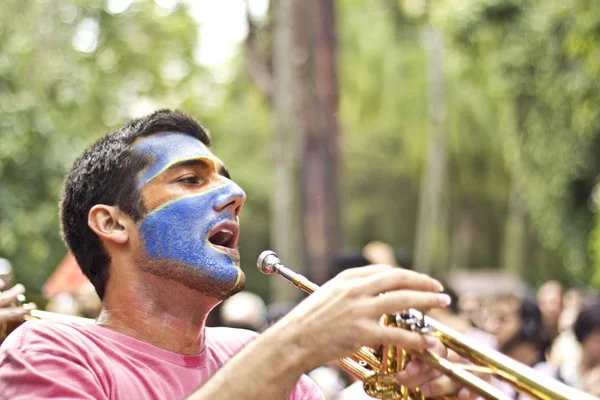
1, 0, 600, 307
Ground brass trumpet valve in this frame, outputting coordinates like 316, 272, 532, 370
361, 314, 425, 400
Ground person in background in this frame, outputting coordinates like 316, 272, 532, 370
219, 291, 266, 331
0, 258, 35, 342
483, 294, 548, 367
44, 292, 79, 316
533, 299, 600, 395
536, 280, 564, 342
575, 301, 600, 391
260, 301, 297, 331
546, 287, 591, 369
73, 281, 103, 319
583, 365, 600, 397
307, 361, 349, 400
362, 240, 399, 267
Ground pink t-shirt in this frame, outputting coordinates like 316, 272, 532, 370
0, 320, 323, 400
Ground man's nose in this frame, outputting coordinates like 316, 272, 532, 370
214, 180, 246, 217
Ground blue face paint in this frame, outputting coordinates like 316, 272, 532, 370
133, 133, 245, 295
134, 132, 215, 187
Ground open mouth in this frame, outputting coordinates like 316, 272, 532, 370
207, 221, 239, 256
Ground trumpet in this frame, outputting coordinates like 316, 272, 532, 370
257, 250, 593, 400
0, 294, 94, 342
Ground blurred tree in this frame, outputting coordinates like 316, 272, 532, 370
337, 0, 428, 266
342, 0, 515, 280
438, 0, 600, 285
413, 22, 448, 276
245, 0, 340, 302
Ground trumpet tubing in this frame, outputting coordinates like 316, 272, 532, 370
25, 309, 94, 323
257, 250, 593, 400
0, 299, 94, 342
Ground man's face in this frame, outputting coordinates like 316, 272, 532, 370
132, 132, 246, 299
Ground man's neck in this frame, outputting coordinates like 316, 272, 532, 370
96, 276, 219, 355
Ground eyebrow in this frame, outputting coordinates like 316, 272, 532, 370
166, 158, 231, 179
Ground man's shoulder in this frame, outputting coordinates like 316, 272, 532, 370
1, 319, 93, 353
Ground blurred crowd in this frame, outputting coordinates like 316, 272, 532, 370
2, 244, 600, 399
216, 242, 600, 399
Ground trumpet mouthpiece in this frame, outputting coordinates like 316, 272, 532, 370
257, 250, 280, 274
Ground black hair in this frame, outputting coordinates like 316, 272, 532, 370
501, 296, 549, 361
60, 109, 211, 300
574, 299, 600, 343
441, 284, 459, 315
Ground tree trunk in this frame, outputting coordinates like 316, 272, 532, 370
269, 0, 340, 301
450, 204, 475, 270
502, 177, 527, 275
270, 0, 305, 302
298, 0, 340, 285
413, 24, 447, 275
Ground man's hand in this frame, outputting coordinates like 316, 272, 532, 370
396, 339, 481, 399
274, 264, 451, 370
0, 281, 34, 324
583, 365, 600, 397
188, 265, 453, 400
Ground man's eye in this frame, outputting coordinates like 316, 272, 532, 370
178, 176, 202, 184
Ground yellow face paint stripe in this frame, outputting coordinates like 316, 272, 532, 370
219, 269, 242, 295
145, 182, 228, 216
142, 153, 220, 186
205, 236, 242, 294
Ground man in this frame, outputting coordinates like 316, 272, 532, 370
0, 110, 469, 399
535, 299, 600, 393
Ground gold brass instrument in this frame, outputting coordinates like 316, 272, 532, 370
0, 294, 94, 342
257, 250, 594, 400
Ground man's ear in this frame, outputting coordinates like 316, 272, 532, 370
88, 205, 131, 244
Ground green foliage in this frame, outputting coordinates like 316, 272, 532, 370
338, 0, 427, 252
437, 0, 600, 285
339, 0, 517, 272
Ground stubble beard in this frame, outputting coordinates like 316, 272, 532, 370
135, 251, 246, 301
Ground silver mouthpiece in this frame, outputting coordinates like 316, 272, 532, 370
257, 250, 281, 275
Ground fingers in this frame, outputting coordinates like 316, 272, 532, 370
458, 387, 481, 400
396, 343, 479, 400
0, 284, 25, 307
366, 290, 451, 316
335, 264, 394, 280
419, 374, 463, 398
358, 268, 444, 295
396, 339, 448, 387
397, 362, 441, 388
0, 307, 31, 323
372, 325, 438, 351
398, 371, 479, 400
